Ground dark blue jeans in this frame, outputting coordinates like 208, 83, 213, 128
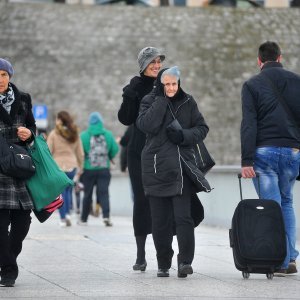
80, 169, 111, 222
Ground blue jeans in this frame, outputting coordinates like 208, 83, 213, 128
253, 147, 300, 269
59, 168, 76, 219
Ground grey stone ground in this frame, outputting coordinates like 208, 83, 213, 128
0, 213, 299, 300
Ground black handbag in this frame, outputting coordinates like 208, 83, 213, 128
262, 74, 300, 180
194, 140, 215, 175
0, 135, 36, 179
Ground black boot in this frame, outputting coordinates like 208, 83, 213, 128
0, 265, 18, 287
133, 235, 147, 271
157, 269, 169, 277
132, 261, 147, 271
177, 263, 193, 278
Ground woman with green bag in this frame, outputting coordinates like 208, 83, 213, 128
0, 58, 35, 287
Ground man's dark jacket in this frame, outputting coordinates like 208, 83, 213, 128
241, 62, 300, 166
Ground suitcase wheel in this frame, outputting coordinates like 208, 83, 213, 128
242, 271, 250, 279
266, 273, 274, 280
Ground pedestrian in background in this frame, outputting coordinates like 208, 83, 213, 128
137, 66, 209, 278
78, 112, 119, 227
0, 58, 36, 287
118, 47, 165, 272
47, 111, 84, 227
241, 41, 300, 276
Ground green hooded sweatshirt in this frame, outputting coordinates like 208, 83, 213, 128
80, 122, 119, 170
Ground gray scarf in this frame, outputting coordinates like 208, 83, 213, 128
0, 83, 15, 113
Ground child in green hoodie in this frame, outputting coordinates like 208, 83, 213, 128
78, 112, 119, 226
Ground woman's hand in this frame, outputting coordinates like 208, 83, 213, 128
17, 126, 32, 141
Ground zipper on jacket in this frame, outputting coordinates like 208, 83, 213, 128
177, 146, 183, 194
154, 154, 157, 174
196, 144, 205, 166
192, 152, 198, 167
16, 154, 31, 160
175, 99, 189, 115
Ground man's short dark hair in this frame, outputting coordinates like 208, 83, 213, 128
258, 41, 281, 63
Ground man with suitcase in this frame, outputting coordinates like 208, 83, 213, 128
240, 41, 300, 276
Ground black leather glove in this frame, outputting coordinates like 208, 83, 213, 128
166, 127, 183, 145
122, 85, 137, 100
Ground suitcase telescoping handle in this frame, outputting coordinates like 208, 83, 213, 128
237, 173, 261, 201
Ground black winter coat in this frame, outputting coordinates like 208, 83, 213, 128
137, 87, 211, 197
241, 62, 300, 166
0, 83, 36, 210
118, 74, 155, 156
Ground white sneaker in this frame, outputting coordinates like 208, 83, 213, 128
66, 214, 72, 227
103, 218, 113, 227
77, 220, 88, 226
59, 220, 67, 227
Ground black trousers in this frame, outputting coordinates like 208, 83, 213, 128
0, 209, 31, 279
128, 152, 151, 236
81, 169, 111, 222
149, 176, 195, 269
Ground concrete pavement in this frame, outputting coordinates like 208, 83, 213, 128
1, 213, 299, 300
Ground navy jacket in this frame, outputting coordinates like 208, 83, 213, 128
241, 62, 300, 166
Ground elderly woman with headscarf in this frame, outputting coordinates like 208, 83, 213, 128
137, 66, 211, 278
0, 58, 36, 287
118, 47, 165, 272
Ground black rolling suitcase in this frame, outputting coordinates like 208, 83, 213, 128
229, 174, 286, 279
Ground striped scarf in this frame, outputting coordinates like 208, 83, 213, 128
0, 83, 15, 113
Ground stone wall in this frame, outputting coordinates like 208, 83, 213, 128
1, 3, 300, 165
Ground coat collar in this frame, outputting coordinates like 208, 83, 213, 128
261, 61, 283, 70
0, 83, 22, 126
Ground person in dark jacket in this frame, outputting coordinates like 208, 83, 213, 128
118, 47, 165, 272
241, 41, 300, 276
0, 58, 36, 287
137, 66, 210, 278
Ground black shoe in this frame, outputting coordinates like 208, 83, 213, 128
178, 263, 193, 278
0, 277, 15, 287
133, 261, 147, 272
157, 269, 169, 277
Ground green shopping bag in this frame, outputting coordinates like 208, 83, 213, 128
26, 135, 74, 211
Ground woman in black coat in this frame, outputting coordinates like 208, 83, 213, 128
137, 66, 211, 278
0, 58, 36, 287
118, 47, 165, 271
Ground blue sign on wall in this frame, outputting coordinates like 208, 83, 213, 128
33, 104, 48, 129
33, 104, 48, 119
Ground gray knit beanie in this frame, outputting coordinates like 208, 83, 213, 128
0, 58, 14, 78
137, 47, 165, 73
